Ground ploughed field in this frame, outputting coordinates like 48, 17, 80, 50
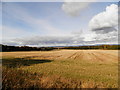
2, 50, 119, 88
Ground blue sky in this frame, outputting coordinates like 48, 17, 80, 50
1, 1, 119, 46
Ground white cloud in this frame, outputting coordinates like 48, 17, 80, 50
62, 1, 90, 16
82, 32, 97, 41
89, 4, 118, 33
86, 4, 118, 45
94, 31, 118, 41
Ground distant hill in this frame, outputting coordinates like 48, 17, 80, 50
0, 44, 120, 52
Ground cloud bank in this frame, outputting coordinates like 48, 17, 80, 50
3, 29, 118, 47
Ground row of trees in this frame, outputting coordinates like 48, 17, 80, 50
62, 45, 120, 50
1, 44, 55, 52
0, 44, 120, 52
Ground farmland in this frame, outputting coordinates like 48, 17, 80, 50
2, 50, 119, 88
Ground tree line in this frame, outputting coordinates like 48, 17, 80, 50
62, 45, 120, 50
0, 44, 120, 52
1, 44, 55, 52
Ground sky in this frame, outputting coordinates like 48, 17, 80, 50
0, 1, 119, 47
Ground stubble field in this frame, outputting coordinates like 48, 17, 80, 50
2, 50, 119, 88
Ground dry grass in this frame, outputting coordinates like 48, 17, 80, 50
2, 50, 118, 88
2, 67, 107, 88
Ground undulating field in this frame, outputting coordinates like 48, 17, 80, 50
2, 50, 119, 88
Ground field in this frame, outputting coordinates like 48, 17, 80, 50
2, 50, 119, 88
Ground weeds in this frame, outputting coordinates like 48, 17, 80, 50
2, 67, 108, 89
